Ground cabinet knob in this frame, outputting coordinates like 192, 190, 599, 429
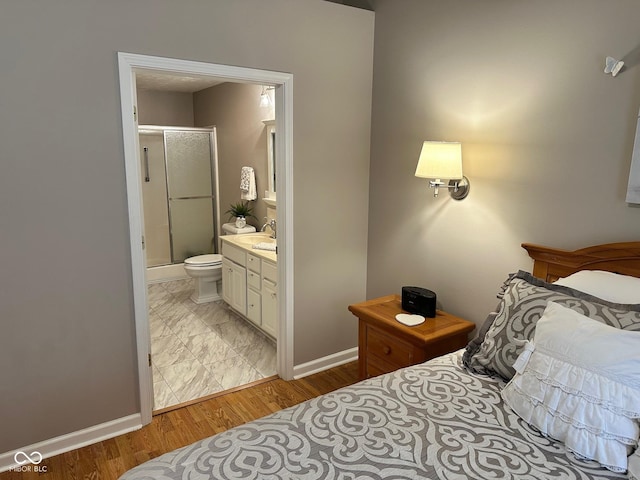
383, 346, 391, 355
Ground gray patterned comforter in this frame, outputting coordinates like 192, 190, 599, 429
120, 351, 625, 479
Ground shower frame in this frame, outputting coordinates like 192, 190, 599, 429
138, 125, 221, 266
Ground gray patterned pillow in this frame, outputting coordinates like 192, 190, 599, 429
463, 271, 640, 381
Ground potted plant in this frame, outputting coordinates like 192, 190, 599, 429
225, 201, 255, 228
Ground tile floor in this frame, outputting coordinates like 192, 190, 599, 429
148, 278, 277, 411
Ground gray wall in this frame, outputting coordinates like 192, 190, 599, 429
367, 0, 640, 326
0, 0, 373, 453
137, 90, 195, 127
194, 83, 272, 231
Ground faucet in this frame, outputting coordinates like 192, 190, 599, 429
261, 218, 277, 239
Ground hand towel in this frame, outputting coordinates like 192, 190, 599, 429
240, 166, 257, 200
252, 242, 277, 252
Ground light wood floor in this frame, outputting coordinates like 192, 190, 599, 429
3, 362, 359, 480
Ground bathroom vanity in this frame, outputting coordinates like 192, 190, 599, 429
220, 233, 277, 339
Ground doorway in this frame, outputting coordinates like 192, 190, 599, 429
118, 52, 293, 425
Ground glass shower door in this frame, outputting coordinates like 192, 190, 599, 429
140, 132, 172, 267
165, 130, 215, 263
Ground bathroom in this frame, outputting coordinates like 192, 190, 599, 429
136, 73, 278, 411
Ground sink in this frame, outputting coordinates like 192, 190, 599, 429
232, 233, 276, 247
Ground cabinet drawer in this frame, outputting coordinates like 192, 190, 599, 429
262, 260, 277, 283
222, 242, 246, 266
247, 269, 261, 290
247, 253, 261, 273
367, 326, 414, 367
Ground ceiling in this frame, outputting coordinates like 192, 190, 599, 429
135, 70, 225, 93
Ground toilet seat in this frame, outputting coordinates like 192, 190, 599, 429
184, 254, 223, 267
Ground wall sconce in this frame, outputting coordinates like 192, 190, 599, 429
259, 86, 275, 107
415, 141, 470, 200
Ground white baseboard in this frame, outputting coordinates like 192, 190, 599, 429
146, 263, 189, 283
293, 347, 358, 379
0, 349, 358, 473
0, 413, 142, 473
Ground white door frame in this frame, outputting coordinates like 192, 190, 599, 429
117, 52, 294, 425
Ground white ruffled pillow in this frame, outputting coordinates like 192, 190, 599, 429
554, 270, 640, 304
501, 301, 640, 473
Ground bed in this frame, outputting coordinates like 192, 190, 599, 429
120, 241, 640, 480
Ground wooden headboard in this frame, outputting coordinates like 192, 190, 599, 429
522, 242, 640, 282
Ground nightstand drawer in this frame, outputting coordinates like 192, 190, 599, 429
367, 326, 414, 366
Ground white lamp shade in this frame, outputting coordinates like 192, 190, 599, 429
415, 141, 463, 179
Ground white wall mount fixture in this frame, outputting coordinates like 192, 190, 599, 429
604, 56, 624, 77
260, 85, 275, 107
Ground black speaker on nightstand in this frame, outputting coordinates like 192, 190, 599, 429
401, 286, 436, 318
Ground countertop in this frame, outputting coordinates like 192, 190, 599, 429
220, 232, 277, 263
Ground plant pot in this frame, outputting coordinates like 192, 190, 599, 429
235, 216, 247, 228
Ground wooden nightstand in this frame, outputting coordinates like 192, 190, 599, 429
349, 294, 476, 380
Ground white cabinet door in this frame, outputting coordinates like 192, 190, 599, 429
222, 257, 247, 315
261, 278, 278, 339
221, 257, 234, 305
247, 288, 262, 327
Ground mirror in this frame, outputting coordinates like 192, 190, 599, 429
264, 119, 276, 204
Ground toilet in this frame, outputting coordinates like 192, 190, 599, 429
183, 223, 256, 304
183, 254, 223, 304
